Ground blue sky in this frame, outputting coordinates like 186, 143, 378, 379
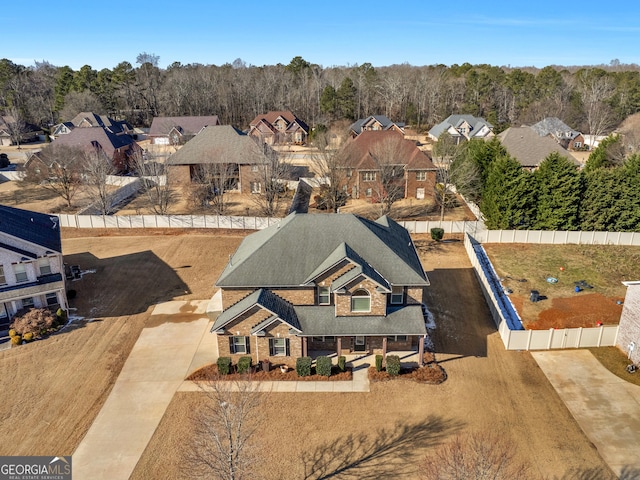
3, 1, 639, 70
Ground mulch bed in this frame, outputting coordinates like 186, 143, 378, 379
368, 352, 447, 384
187, 363, 352, 382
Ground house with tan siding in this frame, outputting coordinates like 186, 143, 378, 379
210, 212, 430, 366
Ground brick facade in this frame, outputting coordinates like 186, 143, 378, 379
167, 165, 191, 184
405, 169, 436, 199
335, 278, 387, 316
617, 284, 640, 364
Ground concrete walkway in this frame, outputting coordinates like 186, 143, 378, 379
532, 350, 640, 477
73, 300, 212, 480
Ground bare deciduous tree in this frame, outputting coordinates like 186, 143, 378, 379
4, 107, 29, 149
369, 135, 408, 216
83, 148, 116, 215
309, 131, 349, 212
187, 377, 263, 480
420, 432, 530, 480
189, 162, 237, 214
578, 69, 616, 137
251, 144, 291, 217
130, 151, 176, 214
22, 144, 84, 208
432, 131, 463, 221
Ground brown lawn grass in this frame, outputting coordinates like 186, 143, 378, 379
589, 346, 640, 387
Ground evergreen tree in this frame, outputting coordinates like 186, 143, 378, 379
336, 77, 357, 120
481, 155, 536, 229
584, 134, 624, 171
618, 154, 640, 231
534, 152, 582, 230
579, 167, 624, 231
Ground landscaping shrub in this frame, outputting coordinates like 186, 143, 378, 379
316, 356, 332, 377
56, 308, 67, 325
8, 329, 16, 338
10, 335, 22, 346
10, 308, 56, 336
237, 356, 252, 374
430, 228, 444, 242
296, 356, 312, 377
217, 357, 232, 375
23, 332, 34, 342
375, 354, 384, 372
386, 355, 401, 376
338, 355, 346, 372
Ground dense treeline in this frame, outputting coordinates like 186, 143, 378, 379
451, 136, 640, 231
2, 54, 640, 134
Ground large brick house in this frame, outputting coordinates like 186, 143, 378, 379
428, 114, 494, 143
0, 205, 67, 330
166, 125, 277, 194
341, 130, 436, 200
210, 212, 430, 366
248, 111, 309, 145
349, 115, 405, 138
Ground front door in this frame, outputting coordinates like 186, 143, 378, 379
354, 336, 366, 352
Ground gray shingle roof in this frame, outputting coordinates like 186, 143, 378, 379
48, 126, 138, 159
0, 205, 61, 253
428, 114, 493, 139
349, 115, 400, 135
531, 117, 580, 140
498, 126, 580, 167
216, 213, 428, 288
295, 304, 426, 336
148, 116, 220, 136
166, 125, 273, 166
211, 288, 301, 332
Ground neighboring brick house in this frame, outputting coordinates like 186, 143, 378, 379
0, 206, 67, 330
428, 114, 494, 143
166, 125, 277, 194
617, 282, 640, 365
148, 115, 220, 145
35, 126, 141, 174
0, 116, 43, 146
340, 130, 436, 200
349, 115, 404, 138
211, 212, 430, 366
51, 112, 132, 139
498, 126, 580, 171
531, 117, 585, 151
248, 111, 309, 145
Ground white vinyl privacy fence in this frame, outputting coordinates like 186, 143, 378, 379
464, 234, 619, 350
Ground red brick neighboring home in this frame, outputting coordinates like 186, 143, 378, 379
531, 117, 585, 151
166, 125, 277, 194
51, 111, 132, 139
211, 212, 431, 366
349, 115, 405, 138
248, 111, 309, 145
341, 130, 436, 200
148, 115, 220, 145
37, 126, 141, 173
0, 205, 68, 330
498, 126, 581, 171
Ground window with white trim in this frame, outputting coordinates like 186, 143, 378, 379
269, 337, 289, 356
416, 171, 427, 181
39, 258, 52, 275
0, 266, 5, 285
365, 188, 373, 198
22, 297, 35, 309
250, 181, 261, 194
231, 336, 249, 354
14, 264, 28, 283
362, 172, 376, 182
351, 289, 371, 312
312, 336, 335, 342
45, 292, 58, 306
390, 286, 404, 305
318, 286, 330, 305
386, 335, 408, 342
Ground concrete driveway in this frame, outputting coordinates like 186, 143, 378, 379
532, 349, 640, 477
73, 300, 216, 480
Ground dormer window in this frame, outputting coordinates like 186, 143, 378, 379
351, 289, 371, 312
39, 257, 51, 275
390, 286, 404, 305
14, 264, 27, 283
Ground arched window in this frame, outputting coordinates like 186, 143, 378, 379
351, 289, 371, 312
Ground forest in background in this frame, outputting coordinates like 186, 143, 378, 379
1, 54, 640, 135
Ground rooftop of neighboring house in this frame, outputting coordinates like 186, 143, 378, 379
216, 212, 429, 289
46, 126, 138, 158
498, 126, 580, 168
341, 130, 436, 170
428, 114, 493, 139
68, 112, 131, 134
349, 115, 405, 136
166, 125, 275, 165
531, 117, 581, 140
0, 205, 62, 253
148, 115, 221, 136
249, 111, 309, 133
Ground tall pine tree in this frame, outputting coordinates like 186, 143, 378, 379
534, 152, 582, 230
